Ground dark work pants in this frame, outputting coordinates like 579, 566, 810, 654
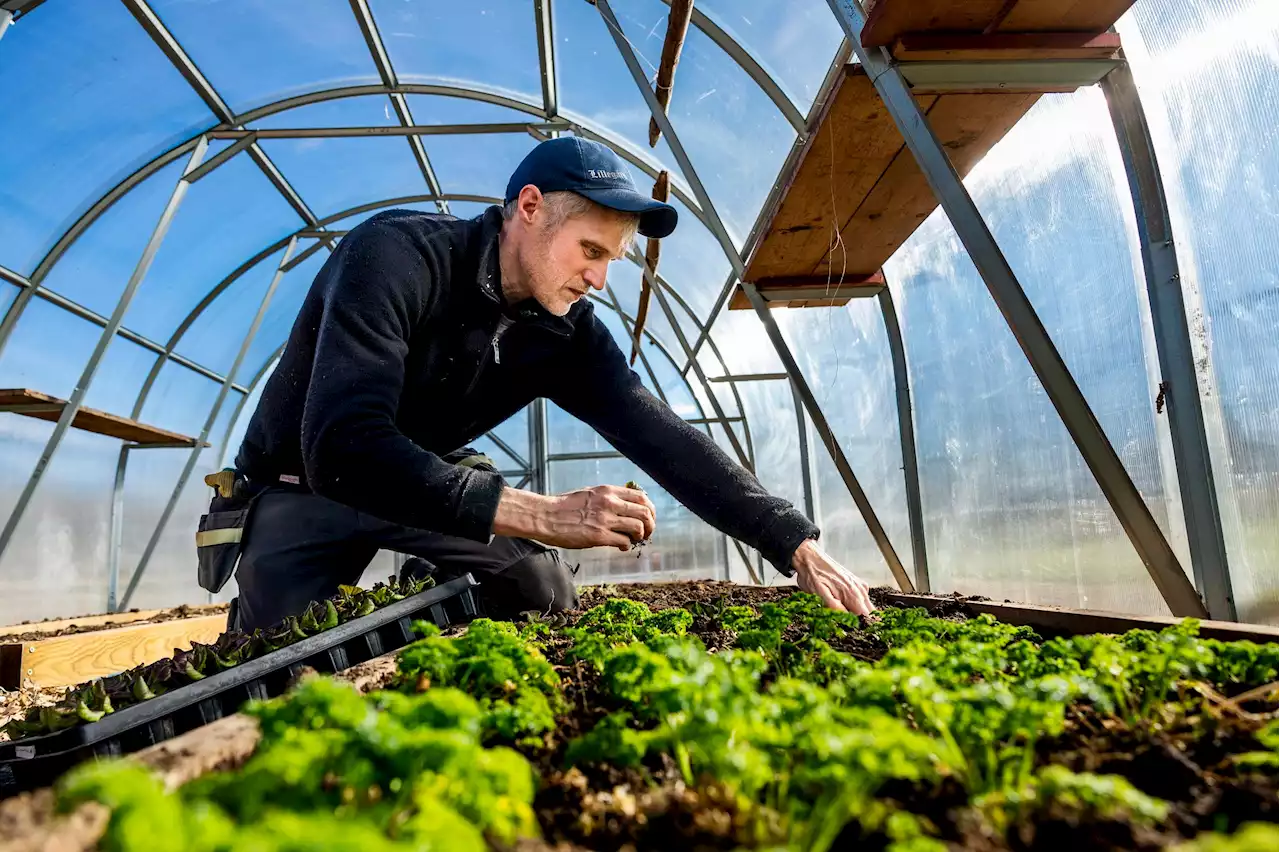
230, 488, 578, 631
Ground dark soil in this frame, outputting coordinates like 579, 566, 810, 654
519, 581, 1278, 852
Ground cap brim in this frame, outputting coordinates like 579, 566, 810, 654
577, 187, 679, 239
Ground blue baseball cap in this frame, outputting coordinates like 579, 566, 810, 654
505, 137, 678, 239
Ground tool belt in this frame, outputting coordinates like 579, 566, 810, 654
195, 449, 499, 594
195, 468, 267, 594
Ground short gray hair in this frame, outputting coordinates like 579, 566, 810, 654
504, 190, 640, 250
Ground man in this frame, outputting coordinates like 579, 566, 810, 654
199, 136, 874, 631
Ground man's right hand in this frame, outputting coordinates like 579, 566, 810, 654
493, 485, 656, 551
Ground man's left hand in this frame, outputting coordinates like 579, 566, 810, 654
791, 539, 874, 615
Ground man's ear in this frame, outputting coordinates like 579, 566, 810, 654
518, 184, 543, 224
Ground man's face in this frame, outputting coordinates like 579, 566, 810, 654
519, 200, 631, 317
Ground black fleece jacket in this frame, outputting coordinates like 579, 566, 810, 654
234, 207, 818, 574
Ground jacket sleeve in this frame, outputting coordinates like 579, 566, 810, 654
550, 309, 819, 575
299, 222, 504, 540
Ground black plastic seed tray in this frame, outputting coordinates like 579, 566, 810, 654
0, 574, 478, 796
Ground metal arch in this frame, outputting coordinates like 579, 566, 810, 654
656, 0, 806, 133
533, 0, 558, 118
9, 85, 708, 352
877, 285, 930, 593
1101, 63, 1234, 620
35, 84, 704, 282
348, 0, 449, 215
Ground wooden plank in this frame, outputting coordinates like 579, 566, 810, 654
2, 614, 228, 689
892, 31, 1121, 62
861, 0, 1138, 48
884, 593, 1280, 644
0, 388, 203, 447
813, 90, 1039, 277
743, 67, 935, 282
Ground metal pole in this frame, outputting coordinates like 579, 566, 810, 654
1101, 63, 1234, 620
0, 137, 210, 565
790, 380, 816, 521
825, 0, 1204, 617
0, 10, 13, 40
117, 237, 297, 610
741, 281, 915, 592
106, 445, 131, 612
485, 430, 531, 472
528, 397, 550, 494
878, 287, 930, 592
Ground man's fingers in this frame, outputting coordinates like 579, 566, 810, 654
818, 583, 848, 613
612, 491, 656, 538
611, 517, 646, 544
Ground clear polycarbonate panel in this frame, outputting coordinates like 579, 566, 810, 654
649, 198, 733, 321
368, 0, 542, 104
548, 458, 725, 583
692, 0, 845, 113
37, 159, 188, 319
697, 309, 787, 376
121, 153, 304, 343
0, 419, 122, 624
1117, 0, 1278, 625
241, 247, 334, 383
554, 0, 690, 181
610, 0, 798, 245
0, 1, 212, 277
882, 89, 1179, 616
249, 94, 399, 130
470, 435, 524, 474
405, 95, 540, 126
491, 407, 531, 466
258, 135, 431, 222
221, 368, 272, 469
138, 358, 224, 442
424, 132, 539, 198
775, 301, 911, 590
0, 282, 18, 318
149, 0, 381, 115
324, 202, 440, 235
173, 247, 289, 378
603, 260, 683, 354
0, 299, 104, 401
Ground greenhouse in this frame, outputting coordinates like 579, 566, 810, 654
0, 0, 1276, 850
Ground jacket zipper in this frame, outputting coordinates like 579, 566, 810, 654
463, 316, 513, 397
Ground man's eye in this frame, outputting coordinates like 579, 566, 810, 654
584, 246, 602, 259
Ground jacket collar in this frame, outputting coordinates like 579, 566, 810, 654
475, 206, 575, 337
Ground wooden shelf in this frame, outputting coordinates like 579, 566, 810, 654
741, 65, 1038, 288
0, 388, 205, 447
860, 0, 1137, 48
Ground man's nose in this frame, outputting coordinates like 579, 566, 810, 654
583, 266, 607, 290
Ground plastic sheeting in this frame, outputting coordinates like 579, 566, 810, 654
1118, 0, 1278, 623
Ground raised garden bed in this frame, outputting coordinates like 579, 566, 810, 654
3, 581, 1277, 852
